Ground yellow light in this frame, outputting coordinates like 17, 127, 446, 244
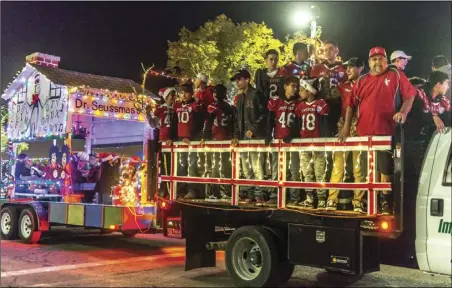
380, 221, 389, 230
109, 225, 116, 230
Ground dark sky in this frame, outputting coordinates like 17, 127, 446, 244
1, 1, 451, 94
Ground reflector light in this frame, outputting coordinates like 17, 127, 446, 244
380, 221, 389, 230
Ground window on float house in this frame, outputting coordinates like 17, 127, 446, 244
17, 83, 27, 104
49, 83, 62, 99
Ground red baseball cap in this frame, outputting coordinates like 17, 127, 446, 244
369, 47, 387, 58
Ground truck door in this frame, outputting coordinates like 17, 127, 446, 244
426, 130, 452, 275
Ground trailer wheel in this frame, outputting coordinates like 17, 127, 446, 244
122, 230, 138, 238
225, 226, 280, 287
18, 208, 42, 244
1, 207, 18, 240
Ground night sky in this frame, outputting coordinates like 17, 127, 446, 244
1, 1, 451, 95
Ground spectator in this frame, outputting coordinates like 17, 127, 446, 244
295, 78, 330, 209
311, 40, 347, 137
255, 49, 285, 101
338, 47, 417, 215
390, 50, 412, 71
327, 57, 366, 213
281, 42, 311, 79
231, 69, 268, 205
203, 84, 235, 202
432, 55, 451, 80
194, 73, 215, 107
265, 76, 301, 206
174, 83, 206, 199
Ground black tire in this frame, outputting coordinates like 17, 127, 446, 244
18, 208, 42, 244
122, 230, 138, 237
1, 207, 18, 240
225, 226, 281, 287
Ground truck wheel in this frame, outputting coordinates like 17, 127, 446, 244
1, 207, 18, 240
18, 208, 42, 244
122, 230, 138, 238
225, 226, 280, 287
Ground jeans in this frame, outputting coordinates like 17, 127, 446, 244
206, 152, 232, 197
240, 151, 266, 198
287, 151, 302, 201
300, 151, 327, 200
328, 151, 366, 204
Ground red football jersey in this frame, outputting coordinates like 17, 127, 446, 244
267, 97, 300, 139
153, 104, 173, 141
337, 81, 354, 117
195, 87, 215, 107
310, 62, 348, 86
174, 101, 204, 139
349, 70, 416, 136
208, 102, 234, 140
281, 61, 311, 79
295, 99, 330, 138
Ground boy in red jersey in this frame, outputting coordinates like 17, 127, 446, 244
194, 72, 215, 107
281, 42, 311, 79
265, 76, 301, 206
295, 78, 330, 209
202, 84, 235, 201
173, 83, 207, 199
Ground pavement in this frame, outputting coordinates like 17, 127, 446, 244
1, 229, 451, 287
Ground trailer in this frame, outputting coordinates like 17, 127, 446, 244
0, 52, 159, 243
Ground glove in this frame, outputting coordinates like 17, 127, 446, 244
265, 137, 273, 146
283, 136, 293, 144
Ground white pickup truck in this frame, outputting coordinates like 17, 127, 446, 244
415, 129, 451, 276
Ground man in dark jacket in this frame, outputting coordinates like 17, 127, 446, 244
231, 69, 268, 205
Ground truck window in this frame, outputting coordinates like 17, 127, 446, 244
444, 149, 452, 186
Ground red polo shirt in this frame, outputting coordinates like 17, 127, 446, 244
337, 81, 354, 118
349, 69, 416, 136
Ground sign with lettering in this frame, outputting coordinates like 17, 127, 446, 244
69, 94, 145, 122
7, 72, 69, 141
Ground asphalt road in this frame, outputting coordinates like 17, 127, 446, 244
1, 229, 450, 287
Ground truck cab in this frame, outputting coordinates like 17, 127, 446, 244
416, 129, 452, 276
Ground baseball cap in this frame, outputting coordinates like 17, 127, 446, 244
196, 73, 208, 83
343, 57, 364, 68
213, 84, 227, 100
369, 47, 387, 58
390, 50, 412, 61
230, 69, 251, 81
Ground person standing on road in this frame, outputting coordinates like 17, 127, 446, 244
338, 47, 417, 215
231, 69, 268, 205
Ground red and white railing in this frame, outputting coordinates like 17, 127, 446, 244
160, 136, 392, 215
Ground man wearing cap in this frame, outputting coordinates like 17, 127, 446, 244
195, 73, 215, 107
390, 50, 412, 71
281, 42, 311, 79
326, 57, 366, 212
153, 87, 177, 144
231, 69, 268, 204
338, 47, 417, 215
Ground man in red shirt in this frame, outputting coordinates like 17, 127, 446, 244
194, 73, 215, 107
202, 84, 235, 202
265, 76, 301, 206
174, 84, 207, 199
281, 42, 311, 79
339, 47, 416, 215
326, 58, 366, 212
295, 78, 330, 209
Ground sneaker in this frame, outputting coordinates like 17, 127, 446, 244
380, 201, 391, 215
265, 198, 278, 206
317, 199, 327, 210
286, 200, 299, 207
298, 199, 314, 209
326, 200, 337, 211
184, 189, 197, 199
353, 202, 366, 214
255, 196, 266, 207
220, 194, 232, 202
205, 194, 220, 202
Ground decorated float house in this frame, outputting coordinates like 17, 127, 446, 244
1, 52, 158, 206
